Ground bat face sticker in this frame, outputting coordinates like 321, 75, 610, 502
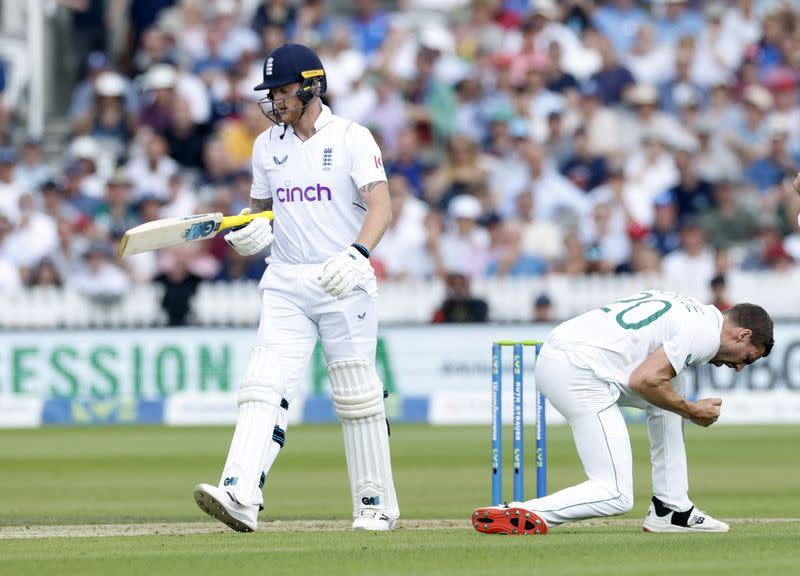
182, 219, 219, 241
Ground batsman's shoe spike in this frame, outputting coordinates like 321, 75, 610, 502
472, 504, 549, 535
194, 483, 258, 533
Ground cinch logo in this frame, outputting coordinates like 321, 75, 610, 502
361, 496, 381, 506
182, 219, 218, 240
223, 477, 238, 486
276, 183, 333, 203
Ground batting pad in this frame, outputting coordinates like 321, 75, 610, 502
220, 345, 283, 507
329, 360, 399, 519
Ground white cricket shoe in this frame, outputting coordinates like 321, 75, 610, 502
642, 497, 729, 533
194, 483, 258, 533
352, 508, 397, 531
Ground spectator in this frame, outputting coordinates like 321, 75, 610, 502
726, 84, 772, 166
0, 212, 21, 293
485, 217, 548, 278
69, 52, 139, 132
701, 179, 758, 251
592, 0, 649, 58
622, 128, 678, 227
426, 134, 488, 210
670, 140, 715, 225
154, 247, 202, 325
581, 200, 630, 274
662, 218, 716, 286
15, 138, 52, 193
139, 64, 180, 132
744, 120, 797, 195
512, 188, 563, 267
431, 272, 489, 323
693, 118, 742, 184
658, 38, 704, 115
28, 257, 63, 288
589, 34, 636, 106
561, 127, 607, 193
709, 274, 732, 312
349, 0, 390, 59
371, 173, 432, 280
73, 71, 138, 158
218, 100, 269, 168
1, 193, 58, 277
653, 0, 704, 47
0, 147, 23, 221
434, 194, 490, 281
690, 2, 740, 89
532, 292, 554, 322
92, 169, 138, 239
68, 240, 130, 304
544, 41, 578, 97
251, 0, 296, 38
126, 132, 179, 202
165, 96, 210, 169
625, 23, 674, 87
646, 191, 682, 256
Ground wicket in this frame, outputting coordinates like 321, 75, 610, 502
491, 340, 546, 506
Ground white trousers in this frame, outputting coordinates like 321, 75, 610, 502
256, 262, 379, 405
521, 345, 692, 527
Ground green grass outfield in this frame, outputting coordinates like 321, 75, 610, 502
1, 424, 798, 575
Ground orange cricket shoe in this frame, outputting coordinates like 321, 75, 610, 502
472, 504, 549, 535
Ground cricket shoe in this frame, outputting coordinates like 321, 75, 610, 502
642, 497, 729, 533
472, 504, 548, 535
194, 483, 258, 533
352, 508, 397, 531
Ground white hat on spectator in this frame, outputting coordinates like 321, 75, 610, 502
212, 0, 238, 17
95, 71, 125, 97
144, 64, 177, 91
69, 136, 100, 161
448, 195, 482, 220
533, 0, 559, 19
673, 84, 699, 108
766, 114, 791, 139
669, 131, 700, 153
743, 85, 773, 112
628, 84, 659, 106
419, 24, 455, 54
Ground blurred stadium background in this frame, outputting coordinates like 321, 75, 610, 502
0, 0, 799, 430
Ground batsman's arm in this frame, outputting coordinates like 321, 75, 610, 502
251, 197, 273, 214
794, 172, 800, 197
354, 180, 392, 252
628, 347, 721, 426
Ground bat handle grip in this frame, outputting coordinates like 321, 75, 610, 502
221, 211, 274, 232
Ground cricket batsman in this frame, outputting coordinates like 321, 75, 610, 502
473, 290, 774, 534
194, 43, 398, 531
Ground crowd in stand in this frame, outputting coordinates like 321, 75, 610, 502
0, 0, 798, 322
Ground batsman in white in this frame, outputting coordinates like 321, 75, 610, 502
473, 291, 774, 534
194, 43, 398, 532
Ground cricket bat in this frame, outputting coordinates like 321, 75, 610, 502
117, 210, 274, 257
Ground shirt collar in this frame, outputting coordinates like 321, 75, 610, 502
284, 103, 333, 139
313, 103, 334, 130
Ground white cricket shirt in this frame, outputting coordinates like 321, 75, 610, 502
547, 290, 723, 395
250, 104, 387, 264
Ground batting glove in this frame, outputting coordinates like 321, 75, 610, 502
224, 208, 274, 256
318, 245, 374, 298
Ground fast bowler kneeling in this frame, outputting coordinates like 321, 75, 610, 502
473, 291, 774, 535
194, 43, 399, 532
